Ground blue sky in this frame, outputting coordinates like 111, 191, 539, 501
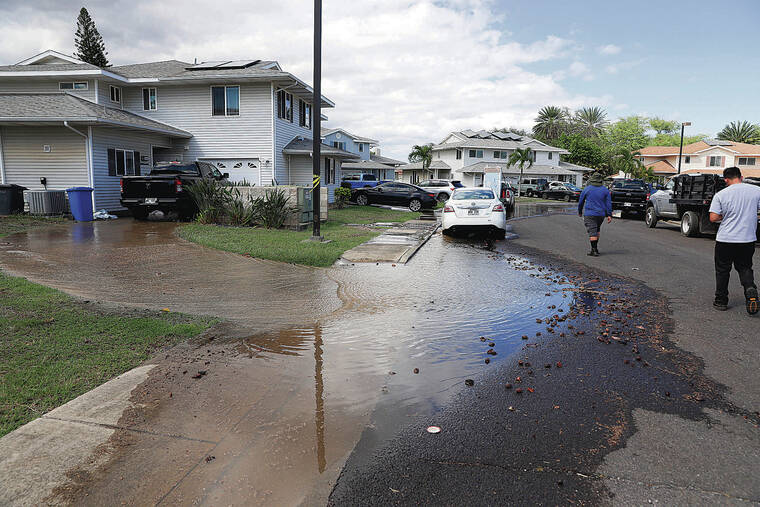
498, 0, 760, 136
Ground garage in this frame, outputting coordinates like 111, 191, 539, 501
201, 158, 260, 184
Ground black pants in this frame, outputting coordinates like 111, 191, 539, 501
715, 241, 757, 301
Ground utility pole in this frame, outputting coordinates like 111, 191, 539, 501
676, 121, 691, 174
311, 0, 322, 238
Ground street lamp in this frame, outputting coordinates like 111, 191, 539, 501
676, 121, 691, 175
311, 0, 322, 239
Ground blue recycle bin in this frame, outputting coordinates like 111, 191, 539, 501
66, 187, 94, 222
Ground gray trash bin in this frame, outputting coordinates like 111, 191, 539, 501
0, 184, 28, 215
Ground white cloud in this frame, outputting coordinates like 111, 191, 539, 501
0, 0, 612, 159
598, 44, 621, 55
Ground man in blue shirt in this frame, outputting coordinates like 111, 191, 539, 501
577, 172, 612, 256
708, 166, 760, 314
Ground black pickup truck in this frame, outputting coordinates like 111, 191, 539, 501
120, 161, 228, 219
609, 179, 649, 218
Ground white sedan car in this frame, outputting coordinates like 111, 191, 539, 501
441, 187, 508, 239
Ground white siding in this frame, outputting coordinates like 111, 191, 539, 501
90, 126, 172, 211
274, 90, 314, 184
0, 126, 88, 190
119, 82, 274, 185
286, 154, 340, 202
0, 78, 96, 102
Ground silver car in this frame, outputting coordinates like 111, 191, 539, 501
416, 179, 463, 202
645, 178, 678, 227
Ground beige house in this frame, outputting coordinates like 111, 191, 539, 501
638, 139, 760, 180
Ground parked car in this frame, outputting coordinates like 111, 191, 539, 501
354, 182, 437, 211
416, 179, 464, 202
519, 178, 548, 197
499, 182, 516, 210
540, 182, 581, 201
609, 179, 649, 218
120, 161, 227, 220
340, 174, 388, 190
442, 187, 507, 239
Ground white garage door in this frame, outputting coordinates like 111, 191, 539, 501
203, 159, 260, 185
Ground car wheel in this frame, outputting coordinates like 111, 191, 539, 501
542, 192, 549, 199
356, 193, 369, 206
494, 228, 506, 240
681, 211, 700, 237
563, 194, 571, 202
437, 193, 449, 203
409, 199, 422, 212
645, 206, 658, 228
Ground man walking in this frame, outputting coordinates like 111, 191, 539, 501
577, 172, 612, 256
709, 166, 760, 314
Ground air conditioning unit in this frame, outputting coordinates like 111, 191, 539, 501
24, 190, 68, 215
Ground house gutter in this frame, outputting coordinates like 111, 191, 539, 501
63, 121, 96, 209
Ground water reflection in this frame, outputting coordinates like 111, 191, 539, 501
314, 324, 326, 473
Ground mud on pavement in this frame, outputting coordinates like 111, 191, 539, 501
327, 240, 757, 505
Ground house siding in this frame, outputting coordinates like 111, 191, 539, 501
322, 132, 370, 161
0, 78, 96, 102
90, 126, 173, 210
286, 154, 340, 202
274, 89, 314, 185
119, 82, 274, 185
0, 126, 88, 191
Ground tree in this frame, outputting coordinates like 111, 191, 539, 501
573, 107, 609, 138
650, 132, 706, 147
74, 8, 109, 67
603, 116, 649, 153
608, 149, 648, 180
555, 133, 607, 169
507, 147, 533, 197
648, 117, 679, 135
532, 106, 569, 141
408, 143, 433, 175
717, 121, 760, 144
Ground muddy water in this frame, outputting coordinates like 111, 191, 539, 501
510, 202, 576, 219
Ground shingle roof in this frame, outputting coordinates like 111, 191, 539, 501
0, 62, 101, 72
108, 60, 191, 78
432, 136, 568, 153
639, 140, 760, 156
342, 159, 396, 170
321, 127, 379, 144
645, 160, 677, 174
456, 162, 584, 176
0, 92, 192, 137
396, 160, 451, 171
282, 136, 359, 159
370, 153, 405, 166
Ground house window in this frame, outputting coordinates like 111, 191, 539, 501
298, 99, 311, 128
109, 85, 121, 103
358, 143, 364, 152
333, 141, 346, 150
59, 82, 88, 90
532, 151, 537, 162
456, 149, 462, 160
469, 149, 483, 158
684, 156, 690, 164
494, 151, 501, 158
277, 90, 293, 122
549, 152, 553, 160
709, 156, 723, 167
325, 158, 335, 184
211, 86, 240, 116
142, 88, 157, 110
107, 148, 140, 176
738, 157, 756, 166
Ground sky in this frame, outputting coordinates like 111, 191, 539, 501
1, 0, 758, 160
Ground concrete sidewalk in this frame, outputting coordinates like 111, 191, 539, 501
340, 219, 438, 264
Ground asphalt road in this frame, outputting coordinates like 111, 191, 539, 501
329, 212, 760, 505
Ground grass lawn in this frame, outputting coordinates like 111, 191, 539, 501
178, 205, 416, 268
0, 215, 68, 238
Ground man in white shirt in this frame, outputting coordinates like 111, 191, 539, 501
709, 166, 760, 314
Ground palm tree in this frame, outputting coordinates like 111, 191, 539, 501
508, 147, 533, 197
573, 106, 609, 138
609, 149, 645, 179
717, 121, 760, 144
532, 106, 569, 141
408, 143, 433, 178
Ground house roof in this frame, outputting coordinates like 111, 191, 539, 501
638, 139, 760, 157
0, 62, 101, 72
370, 153, 405, 166
645, 160, 677, 174
396, 160, 452, 171
431, 130, 568, 153
320, 127, 379, 144
282, 136, 358, 159
15, 50, 87, 65
341, 159, 396, 170
456, 161, 590, 176
0, 92, 192, 138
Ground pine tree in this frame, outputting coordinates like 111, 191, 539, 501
74, 8, 109, 67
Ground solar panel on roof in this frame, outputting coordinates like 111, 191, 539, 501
185, 61, 230, 70
704, 139, 732, 146
216, 60, 260, 69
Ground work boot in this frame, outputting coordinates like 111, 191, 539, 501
746, 287, 759, 315
713, 298, 728, 311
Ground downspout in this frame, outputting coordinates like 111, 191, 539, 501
0, 128, 6, 184
63, 121, 95, 209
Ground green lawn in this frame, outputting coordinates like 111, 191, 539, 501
178, 205, 416, 267
0, 215, 68, 238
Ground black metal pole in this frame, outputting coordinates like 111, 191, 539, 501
677, 123, 685, 175
312, 0, 322, 238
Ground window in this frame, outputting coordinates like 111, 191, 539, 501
532, 151, 537, 162
298, 99, 311, 128
107, 148, 140, 176
358, 143, 364, 152
325, 158, 335, 184
494, 151, 501, 158
456, 149, 462, 160
212, 86, 240, 116
142, 88, 157, 110
548, 152, 553, 160
469, 149, 483, 158
708, 155, 724, 167
684, 156, 690, 164
738, 157, 756, 166
333, 141, 346, 150
109, 85, 121, 103
277, 90, 293, 121
59, 82, 88, 90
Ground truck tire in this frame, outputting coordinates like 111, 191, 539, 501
645, 206, 658, 228
131, 208, 149, 220
355, 193, 369, 206
681, 211, 700, 237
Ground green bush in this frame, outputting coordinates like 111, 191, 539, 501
254, 188, 296, 229
187, 179, 231, 223
225, 188, 257, 226
334, 186, 352, 209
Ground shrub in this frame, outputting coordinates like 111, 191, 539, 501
225, 188, 256, 226
255, 188, 295, 229
187, 179, 231, 223
334, 186, 352, 209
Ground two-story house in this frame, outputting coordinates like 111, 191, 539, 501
396, 130, 592, 187
637, 139, 760, 181
321, 127, 399, 180
0, 49, 356, 209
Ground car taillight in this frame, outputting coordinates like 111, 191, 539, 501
493, 204, 504, 212
646, 192, 651, 200
505, 190, 511, 199
443, 205, 454, 212
175, 177, 182, 193
428, 193, 435, 198
119, 178, 123, 194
